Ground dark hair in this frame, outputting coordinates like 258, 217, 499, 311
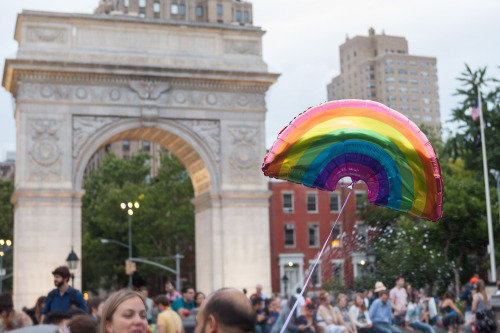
88, 297, 104, 312
264, 298, 274, 315
395, 275, 404, 282
443, 290, 455, 300
52, 266, 71, 281
379, 290, 389, 296
44, 310, 72, 325
67, 308, 89, 318
69, 314, 98, 333
155, 295, 170, 307
251, 296, 263, 307
296, 288, 302, 294
181, 285, 194, 294
203, 288, 255, 333
0, 292, 13, 314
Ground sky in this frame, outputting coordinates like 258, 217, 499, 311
1, 0, 499, 161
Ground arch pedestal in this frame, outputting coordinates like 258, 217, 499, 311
3, 10, 278, 308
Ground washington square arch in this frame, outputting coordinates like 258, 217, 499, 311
2, 1, 279, 307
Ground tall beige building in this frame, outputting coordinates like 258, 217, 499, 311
327, 28, 440, 130
95, 0, 252, 24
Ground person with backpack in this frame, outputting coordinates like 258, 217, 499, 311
40, 266, 88, 322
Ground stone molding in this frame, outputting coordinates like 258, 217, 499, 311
27, 118, 63, 182
26, 25, 68, 44
17, 81, 266, 110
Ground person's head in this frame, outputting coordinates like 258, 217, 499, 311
357, 286, 367, 297
68, 308, 90, 318
88, 297, 105, 317
443, 290, 455, 300
44, 310, 72, 326
69, 314, 98, 333
374, 281, 386, 297
256, 284, 263, 294
354, 293, 366, 312
319, 291, 330, 305
264, 298, 277, 314
336, 293, 348, 308
139, 286, 149, 298
305, 303, 315, 316
476, 279, 487, 296
0, 292, 13, 315
100, 289, 148, 333
251, 296, 263, 311
395, 275, 405, 288
165, 281, 173, 292
181, 286, 195, 302
52, 266, 71, 287
409, 292, 420, 304
35, 296, 47, 311
154, 295, 170, 312
379, 290, 389, 303
195, 292, 206, 307
406, 283, 412, 293
194, 288, 255, 333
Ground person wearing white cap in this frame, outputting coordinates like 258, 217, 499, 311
368, 282, 401, 333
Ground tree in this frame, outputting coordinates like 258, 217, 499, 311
0, 179, 13, 291
81, 151, 195, 293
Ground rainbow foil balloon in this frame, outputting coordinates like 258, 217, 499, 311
263, 100, 443, 221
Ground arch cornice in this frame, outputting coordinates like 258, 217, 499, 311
73, 117, 220, 197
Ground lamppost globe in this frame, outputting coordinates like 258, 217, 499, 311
128, 202, 133, 208
0, 240, 4, 246
134, 202, 139, 209
6, 240, 11, 247
128, 209, 133, 216
120, 203, 126, 209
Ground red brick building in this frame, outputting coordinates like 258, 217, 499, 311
269, 179, 371, 296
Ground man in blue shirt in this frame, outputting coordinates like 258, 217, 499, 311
41, 266, 87, 322
171, 286, 195, 319
369, 287, 401, 333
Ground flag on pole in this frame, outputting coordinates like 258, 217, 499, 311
471, 99, 480, 121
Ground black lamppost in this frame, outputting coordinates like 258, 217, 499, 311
66, 248, 79, 287
282, 274, 289, 298
121, 201, 140, 289
366, 247, 376, 279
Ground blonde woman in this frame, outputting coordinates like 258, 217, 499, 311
317, 291, 346, 333
100, 289, 148, 333
349, 292, 373, 333
471, 279, 491, 323
334, 294, 356, 333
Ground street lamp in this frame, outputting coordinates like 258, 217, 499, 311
0, 239, 12, 293
366, 247, 376, 279
282, 274, 289, 298
121, 201, 140, 289
66, 248, 79, 287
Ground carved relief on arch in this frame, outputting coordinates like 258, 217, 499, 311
176, 120, 221, 162
72, 116, 120, 159
27, 118, 63, 181
227, 125, 259, 182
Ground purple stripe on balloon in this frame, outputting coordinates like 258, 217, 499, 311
313, 154, 389, 205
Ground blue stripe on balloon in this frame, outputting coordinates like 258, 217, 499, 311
302, 140, 402, 211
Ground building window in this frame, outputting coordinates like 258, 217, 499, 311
331, 224, 342, 247
307, 193, 318, 213
385, 77, 395, 83
422, 80, 430, 85
123, 140, 130, 151
410, 79, 418, 85
143, 141, 151, 152
308, 224, 320, 247
410, 70, 417, 75
421, 71, 429, 77
124, 0, 129, 7
332, 260, 344, 279
386, 86, 395, 92
139, 12, 146, 18
423, 116, 433, 122
357, 223, 367, 246
329, 193, 339, 212
409, 61, 417, 66
385, 68, 394, 74
153, 1, 160, 12
400, 105, 409, 111
355, 192, 365, 209
422, 98, 431, 104
217, 4, 223, 16
399, 87, 408, 93
283, 193, 294, 213
421, 62, 429, 67
284, 224, 295, 247
179, 4, 186, 15
387, 95, 396, 101
385, 59, 394, 65
236, 10, 242, 21
309, 261, 322, 287
196, 6, 203, 17
413, 115, 421, 120
398, 60, 406, 66
399, 78, 408, 84
139, 0, 146, 8
398, 69, 407, 75
244, 11, 249, 21
400, 96, 409, 102
171, 4, 179, 14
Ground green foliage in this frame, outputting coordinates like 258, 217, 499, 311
0, 179, 13, 291
322, 276, 346, 296
82, 151, 194, 293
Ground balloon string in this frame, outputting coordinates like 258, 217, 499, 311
279, 182, 356, 333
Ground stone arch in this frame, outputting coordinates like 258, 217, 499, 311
73, 118, 219, 197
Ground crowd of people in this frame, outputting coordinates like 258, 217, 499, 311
0, 268, 497, 333
250, 275, 496, 333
